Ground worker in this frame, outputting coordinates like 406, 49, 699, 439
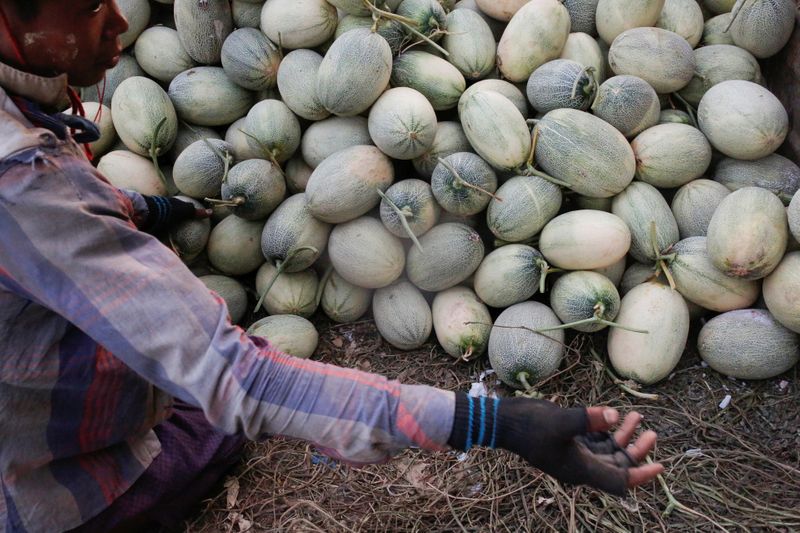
0, 1, 664, 532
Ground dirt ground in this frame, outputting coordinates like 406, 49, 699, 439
182, 317, 799, 533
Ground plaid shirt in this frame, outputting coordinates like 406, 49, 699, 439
0, 68, 454, 533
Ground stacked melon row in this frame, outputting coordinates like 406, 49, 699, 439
83, 0, 799, 390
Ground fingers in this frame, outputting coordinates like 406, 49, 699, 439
613, 411, 642, 447
625, 429, 658, 463
627, 462, 665, 488
196, 208, 214, 218
585, 406, 619, 433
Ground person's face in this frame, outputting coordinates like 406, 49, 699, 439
8, 0, 129, 87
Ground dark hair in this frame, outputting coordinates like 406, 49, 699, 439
4, 0, 40, 20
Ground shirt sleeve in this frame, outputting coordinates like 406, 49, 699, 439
0, 152, 455, 464
117, 188, 149, 229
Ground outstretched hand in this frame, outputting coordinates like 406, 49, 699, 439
142, 195, 212, 234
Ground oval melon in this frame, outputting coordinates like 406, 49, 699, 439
221, 28, 282, 92
407, 223, 485, 292
301, 116, 372, 169
593, 256, 626, 287
200, 275, 248, 324
112, 77, 178, 158
671, 179, 731, 238
285, 156, 313, 194
431, 153, 498, 216
74, 102, 116, 157
486, 175, 563, 242
563, 0, 600, 35
368, 88, 438, 160
763, 252, 800, 333
224, 118, 260, 161
261, 193, 331, 272
255, 262, 319, 318
174, 0, 233, 65
134, 26, 195, 84
658, 109, 692, 125
697, 80, 788, 161
474, 245, 548, 308
728, 0, 796, 59
454, 0, 506, 40
391, 51, 467, 111
432, 287, 492, 361
656, 0, 705, 48
590, 75, 660, 138
612, 181, 680, 263
169, 196, 211, 264
221, 159, 286, 221
703, 0, 736, 14
474, 0, 529, 21
632, 124, 713, 188
396, 0, 447, 41
550, 271, 621, 333
596, 0, 666, 44
488, 302, 565, 389
328, 217, 406, 289
526, 59, 597, 114
443, 9, 497, 80
334, 15, 406, 55
608, 27, 696, 93
207, 216, 266, 276
620, 262, 660, 296
608, 282, 690, 385
243, 99, 302, 164
80, 54, 144, 105
539, 210, 632, 270
373, 280, 433, 351
171, 122, 222, 162
458, 79, 530, 118
260, 0, 338, 49
412, 121, 472, 178
232, 0, 264, 28
679, 44, 762, 107
321, 271, 373, 323
379, 179, 441, 240
117, 0, 150, 49
276, 49, 329, 121
698, 309, 799, 379
702, 13, 734, 45
172, 139, 235, 199
560, 32, 606, 82
713, 154, 800, 205
706, 186, 789, 279
97, 150, 167, 196
248, 315, 319, 359
168, 67, 255, 127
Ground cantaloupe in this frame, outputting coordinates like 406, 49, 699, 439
496, 0, 571, 83
232, 0, 264, 28
171, 122, 222, 162
526, 59, 597, 114
172, 138, 235, 199
790, 191, 800, 243
207, 215, 266, 276
379, 179, 441, 243
224, 118, 260, 161
474, 0, 529, 21
328, 217, 406, 289
243, 99, 302, 164
620, 262, 660, 295
608, 282, 690, 385
255, 261, 319, 318
454, 0, 506, 40
412, 122, 472, 178
486, 175, 563, 242
301, 117, 372, 169
174, 0, 233, 65
763, 252, 800, 334
460, 90, 532, 171
321, 271, 373, 323
443, 9, 496, 80
656, 0, 705, 48
112, 77, 178, 159
169, 196, 211, 264
305, 145, 394, 224
326, 0, 370, 16
563, 0, 600, 35
697, 80, 788, 161
593, 256, 626, 287
539, 210, 632, 269
396, 0, 448, 41
612, 181, 680, 263
703, 0, 736, 14
368, 88, 438, 160
168, 67, 255, 127
285, 157, 313, 194
473, 245, 550, 308
80, 54, 145, 105
458, 79, 530, 118
671, 179, 731, 238
534, 108, 636, 198
702, 13, 735, 45
220, 159, 286, 221
550, 271, 622, 333
728, 0, 796, 59
276, 49, 330, 121
632, 124, 713, 188
560, 32, 606, 82
488, 301, 565, 389
596, 0, 666, 44
679, 45, 762, 107
373, 280, 433, 350
97, 150, 167, 196
117, 0, 150, 50
407, 223, 485, 292
221, 28, 282, 92
391, 51, 467, 111
134, 26, 196, 84
590, 75, 660, 138
432, 286, 492, 361
713, 154, 800, 205
608, 27, 696, 93
334, 15, 406, 55
248, 315, 319, 359
261, 193, 331, 272
260, 0, 338, 49
200, 275, 248, 324
698, 309, 799, 379
431, 153, 498, 216
706, 186, 789, 280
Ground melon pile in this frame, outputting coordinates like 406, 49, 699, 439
85, 0, 799, 389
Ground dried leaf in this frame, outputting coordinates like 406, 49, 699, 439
224, 477, 240, 510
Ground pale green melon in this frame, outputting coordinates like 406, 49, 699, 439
232, 0, 265, 28
168, 67, 255, 127
112, 77, 177, 158
255, 262, 319, 318
596, 0, 665, 44
305, 145, 394, 224
207, 216, 266, 276
591, 75, 660, 138
200, 275, 248, 324
443, 9, 496, 80
474, 245, 548, 308
454, 0, 506, 40
496, 0, 571, 82
620, 262, 660, 295
790, 191, 800, 243
563, 0, 600, 35
171, 123, 222, 162
763, 252, 800, 333
373, 280, 433, 350
728, 0, 796, 59
97, 150, 167, 196
407, 223, 485, 292
707, 187, 789, 279
698, 80, 788, 161
379, 179, 441, 240
679, 44, 762, 107
80, 54, 145, 106
260, 0, 338, 49
669, 237, 760, 312
698, 309, 799, 379
276, 49, 329, 121
702, 13, 734, 45
169, 196, 210, 264
224, 118, 260, 161
431, 153, 498, 216
460, 90, 531, 171
612, 181, 680, 263
458, 79, 530, 118
248, 315, 319, 359
134, 26, 195, 84
321, 271, 372, 323
412, 122, 472, 178
285, 156, 313, 194
486, 176, 562, 242
550, 271, 621, 332
703, 0, 735, 14
535, 108, 636, 198
432, 286, 492, 360
593, 256, 626, 286
671, 179, 730, 238
560, 32, 606, 82
368, 88, 438, 160
526, 59, 597, 114
301, 117, 372, 169
392, 51, 467, 111
328, 217, 406, 289
608, 27, 696, 93
632, 124, 713, 188
174, 0, 233, 65
262, 193, 331, 272
656, 0, 705, 48
173, 139, 234, 199
474, 0, 529, 21
713, 154, 800, 205
575, 195, 612, 212
243, 99, 302, 164
326, 0, 370, 16
397, 0, 447, 40
488, 302, 565, 389
539, 210, 632, 269
221, 159, 286, 221
608, 282, 690, 385
118, 0, 151, 49
221, 28, 281, 92
334, 15, 406, 55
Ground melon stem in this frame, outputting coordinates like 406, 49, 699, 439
376, 188, 424, 252
570, 66, 596, 103
201, 138, 234, 184
537, 260, 559, 294
650, 221, 677, 290
723, 0, 749, 32
362, 0, 450, 56
460, 345, 474, 362
671, 92, 698, 129
525, 165, 571, 189
525, 126, 540, 167
530, 313, 649, 334
204, 196, 246, 208
517, 372, 534, 392
437, 157, 502, 202
149, 117, 169, 190
589, 348, 660, 400
238, 129, 286, 179
254, 246, 319, 313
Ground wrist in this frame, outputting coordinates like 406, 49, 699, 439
447, 392, 501, 451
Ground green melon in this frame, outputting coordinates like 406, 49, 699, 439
117, 0, 150, 49
285, 156, 313, 194
391, 51, 467, 111
591, 75, 660, 138
679, 45, 762, 107
276, 49, 330, 121
474, 0, 529, 21
703, 0, 736, 14
608, 27, 696, 93
431, 153, 498, 216
248, 315, 319, 359
224, 118, 260, 161
373, 280, 433, 350
243, 99, 302, 164
328, 217, 406, 289
171, 122, 222, 162
260, 0, 338, 49
174, 0, 233, 65
454, 0, 506, 40
168, 67, 255, 127
221, 28, 282, 92
407, 223, 485, 292
763, 252, 800, 334
379, 179, 441, 241
459, 90, 531, 171
550, 271, 621, 333
698, 309, 799, 379
321, 271, 373, 323
334, 15, 406, 55
560, 31, 606, 82
97, 150, 167, 196
620, 262, 660, 295
473, 245, 549, 308
526, 59, 597, 114
632, 124, 713, 188
656, 0, 705, 48
200, 275, 249, 324
458, 79, 530, 118
412, 121, 472, 178
563, 0, 600, 35
443, 9, 496, 80
80, 54, 145, 106
612, 181, 680, 263
486, 176, 562, 242
671, 179, 731, 238
397, 0, 448, 41
596, 0, 665, 44
207, 215, 266, 276
728, 0, 796, 59
220, 159, 286, 221
134, 26, 196, 84
702, 14, 734, 45
540, 210, 632, 269
111, 77, 178, 159
232, 0, 264, 28
301, 116, 372, 169
432, 286, 492, 361
593, 256, 627, 287
368, 88, 438, 160
255, 261, 319, 318
261, 193, 331, 272
172, 139, 235, 199
169, 196, 211, 264
713, 154, 800, 205
326, 0, 370, 16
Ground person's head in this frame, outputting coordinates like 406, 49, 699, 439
0, 0, 128, 86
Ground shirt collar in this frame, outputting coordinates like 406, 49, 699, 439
0, 60, 70, 111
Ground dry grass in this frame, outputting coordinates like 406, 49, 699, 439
184, 320, 800, 533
